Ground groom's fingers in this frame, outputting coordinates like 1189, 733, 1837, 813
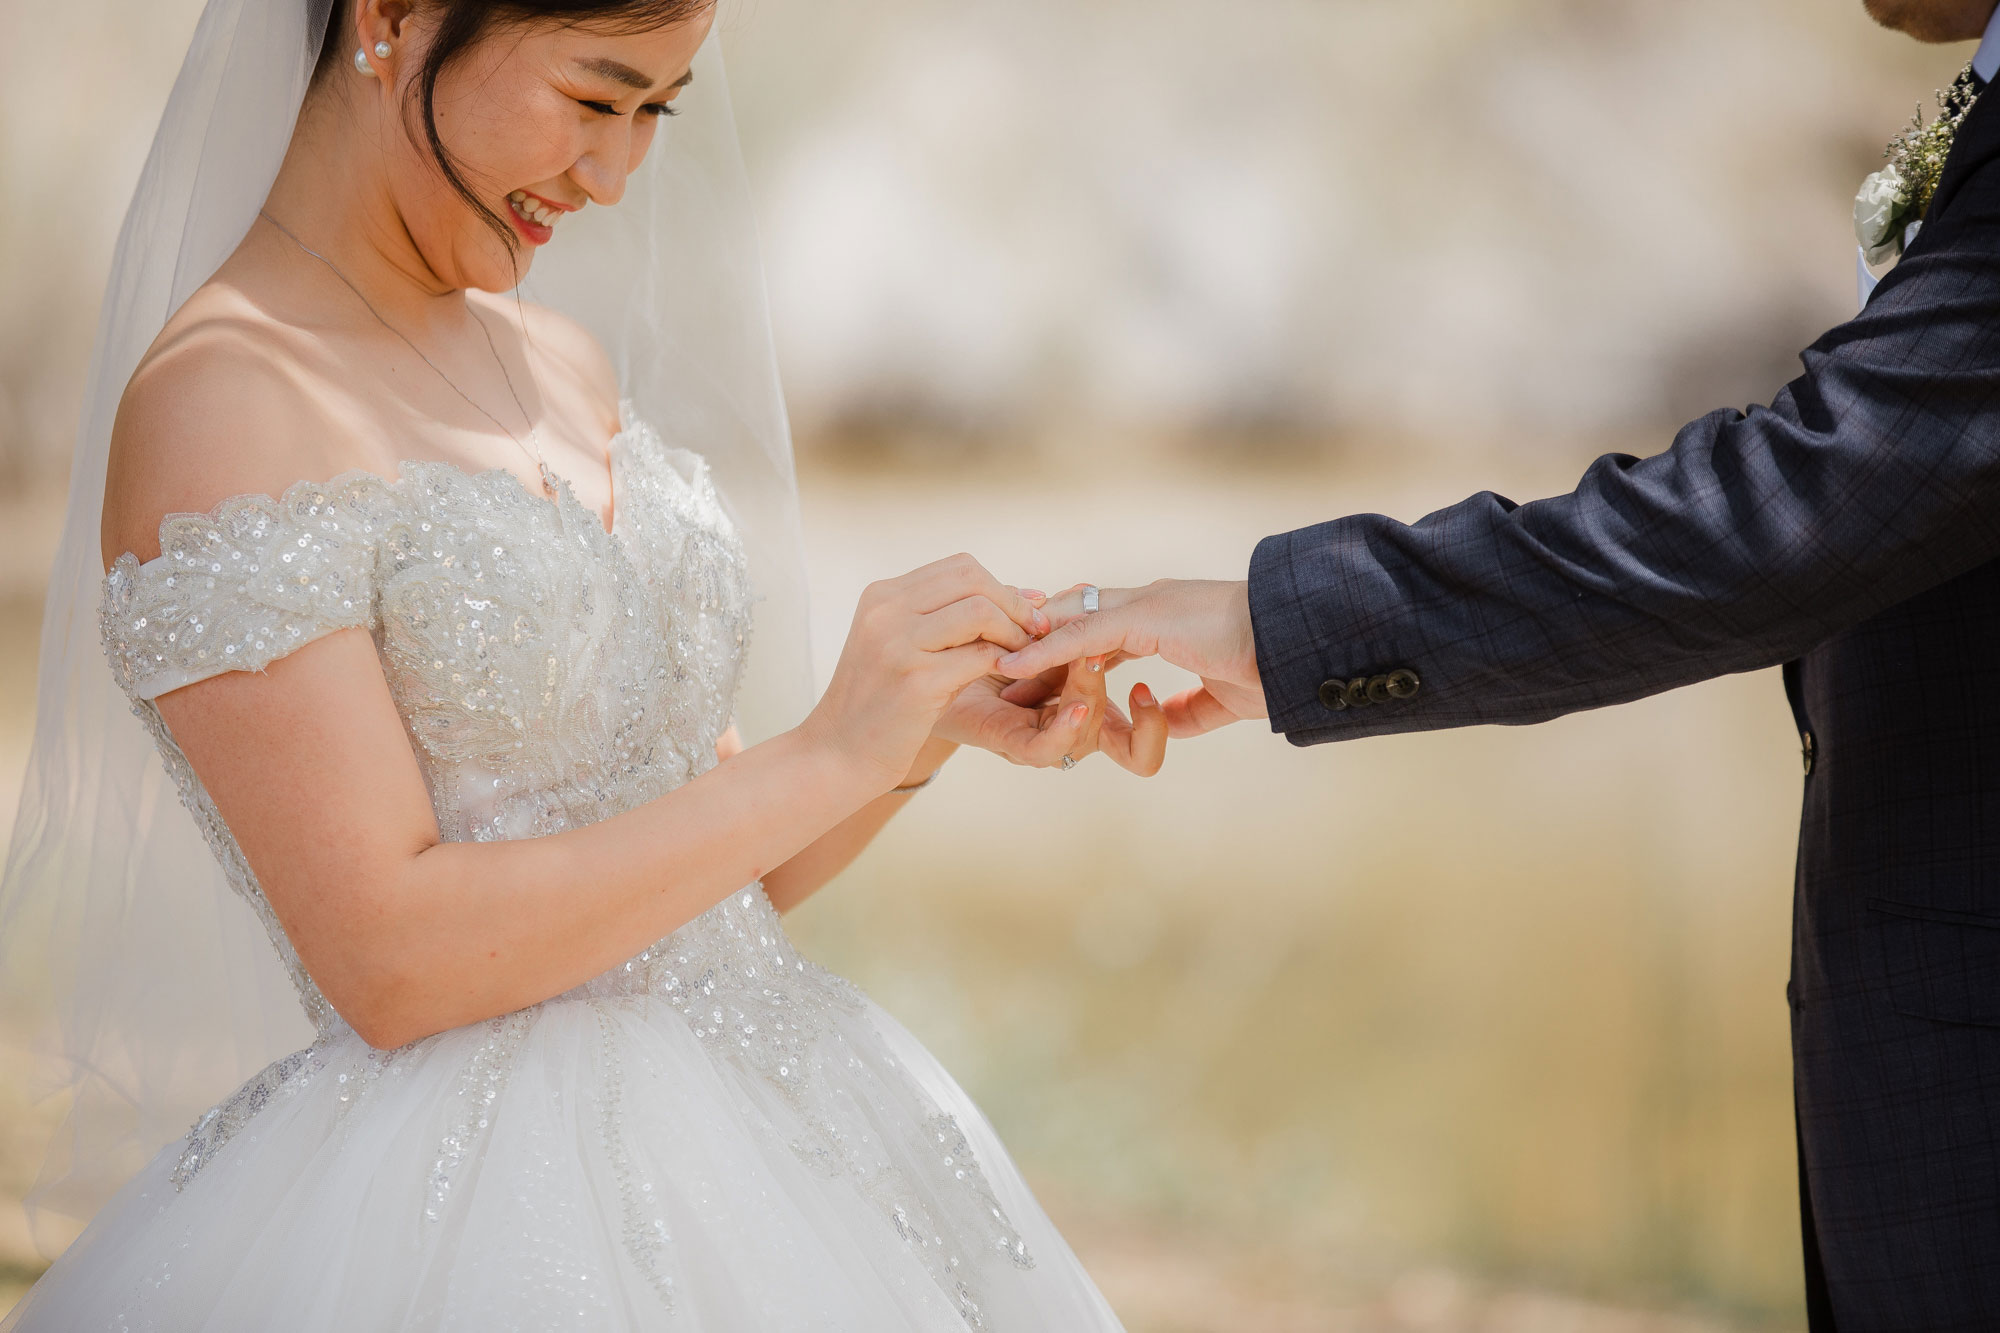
1055, 657, 1108, 758
1160, 686, 1238, 739
1100, 683, 1167, 776
1129, 683, 1168, 772
997, 594, 1154, 678
1036, 583, 1095, 627
998, 664, 1068, 707
999, 653, 1137, 706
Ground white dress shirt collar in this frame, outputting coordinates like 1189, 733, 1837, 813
1975, 5, 2000, 84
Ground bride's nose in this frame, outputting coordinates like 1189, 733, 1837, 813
569, 121, 647, 208
570, 148, 630, 208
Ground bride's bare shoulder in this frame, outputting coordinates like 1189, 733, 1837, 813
102, 279, 359, 570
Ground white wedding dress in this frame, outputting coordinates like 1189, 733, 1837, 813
2, 407, 1124, 1332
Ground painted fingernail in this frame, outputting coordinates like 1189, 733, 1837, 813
998, 651, 1024, 671
1069, 703, 1089, 726
1134, 683, 1155, 708
1033, 610, 1051, 635
1019, 589, 1047, 601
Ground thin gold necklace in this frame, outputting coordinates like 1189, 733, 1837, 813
257, 209, 558, 496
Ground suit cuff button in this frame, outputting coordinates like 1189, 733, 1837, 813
1317, 679, 1350, 711
1385, 668, 1421, 700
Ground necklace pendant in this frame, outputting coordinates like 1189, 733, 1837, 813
538, 459, 559, 496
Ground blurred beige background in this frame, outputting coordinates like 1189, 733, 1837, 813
0, 0, 1981, 1327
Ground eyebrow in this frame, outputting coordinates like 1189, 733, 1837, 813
574, 56, 695, 93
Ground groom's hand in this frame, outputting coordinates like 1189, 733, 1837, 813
988, 655, 1170, 775
996, 580, 1267, 739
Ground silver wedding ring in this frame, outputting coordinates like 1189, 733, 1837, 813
1059, 754, 1077, 771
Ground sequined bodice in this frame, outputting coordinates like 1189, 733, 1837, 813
94, 410, 1042, 1325
99, 408, 757, 1034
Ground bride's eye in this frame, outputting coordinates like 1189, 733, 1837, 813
575, 98, 679, 119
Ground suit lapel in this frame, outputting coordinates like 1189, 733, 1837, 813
1925, 75, 2000, 224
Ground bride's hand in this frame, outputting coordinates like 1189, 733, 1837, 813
949, 646, 1168, 776
931, 665, 1096, 768
799, 555, 1050, 793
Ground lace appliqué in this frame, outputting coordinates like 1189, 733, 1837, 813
171, 1044, 328, 1190
426, 1012, 534, 1221
103, 473, 396, 701
100, 415, 1032, 1327
602, 887, 1035, 1326
590, 1000, 678, 1313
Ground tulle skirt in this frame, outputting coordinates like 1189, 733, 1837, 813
3, 984, 1124, 1331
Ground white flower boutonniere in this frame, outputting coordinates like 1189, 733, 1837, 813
1855, 165, 1912, 266
1857, 64, 1982, 266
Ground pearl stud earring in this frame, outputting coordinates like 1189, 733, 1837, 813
374, 40, 393, 58
353, 47, 375, 75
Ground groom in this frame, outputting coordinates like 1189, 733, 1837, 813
1002, 1, 2000, 1326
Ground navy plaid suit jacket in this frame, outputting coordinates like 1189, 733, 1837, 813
1248, 86, 2000, 1329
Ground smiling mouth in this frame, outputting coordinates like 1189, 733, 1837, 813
506, 190, 566, 237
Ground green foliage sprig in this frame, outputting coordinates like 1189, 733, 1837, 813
1886, 65, 1980, 220
1857, 65, 1982, 265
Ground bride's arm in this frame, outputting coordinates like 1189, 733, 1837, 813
754, 649, 1137, 914
758, 736, 960, 914
147, 554, 1041, 1052
103, 320, 1054, 1050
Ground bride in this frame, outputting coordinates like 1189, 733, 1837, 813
0, 0, 1167, 1327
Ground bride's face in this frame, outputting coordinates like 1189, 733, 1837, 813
380, 7, 715, 291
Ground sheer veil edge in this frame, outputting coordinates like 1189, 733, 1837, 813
0, 0, 808, 1248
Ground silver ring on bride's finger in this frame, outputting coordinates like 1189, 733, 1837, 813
1059, 754, 1078, 770
1082, 585, 1099, 614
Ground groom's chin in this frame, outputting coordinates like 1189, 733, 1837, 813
1863, 0, 2000, 43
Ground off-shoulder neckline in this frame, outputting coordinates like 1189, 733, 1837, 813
107, 415, 644, 581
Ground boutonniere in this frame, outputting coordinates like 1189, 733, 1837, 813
1857, 64, 1982, 265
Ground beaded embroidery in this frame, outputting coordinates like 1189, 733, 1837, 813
98, 407, 1032, 1327
170, 1044, 327, 1190
426, 1011, 535, 1221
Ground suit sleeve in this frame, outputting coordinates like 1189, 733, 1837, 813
1250, 165, 2000, 746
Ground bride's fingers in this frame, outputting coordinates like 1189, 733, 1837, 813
917, 596, 1034, 652
903, 556, 1049, 638
926, 640, 1013, 694
991, 699, 1092, 767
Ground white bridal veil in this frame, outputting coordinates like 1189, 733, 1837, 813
0, 0, 809, 1246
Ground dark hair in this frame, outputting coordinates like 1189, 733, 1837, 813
311, 0, 712, 260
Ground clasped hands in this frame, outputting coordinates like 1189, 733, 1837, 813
802, 554, 1267, 794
